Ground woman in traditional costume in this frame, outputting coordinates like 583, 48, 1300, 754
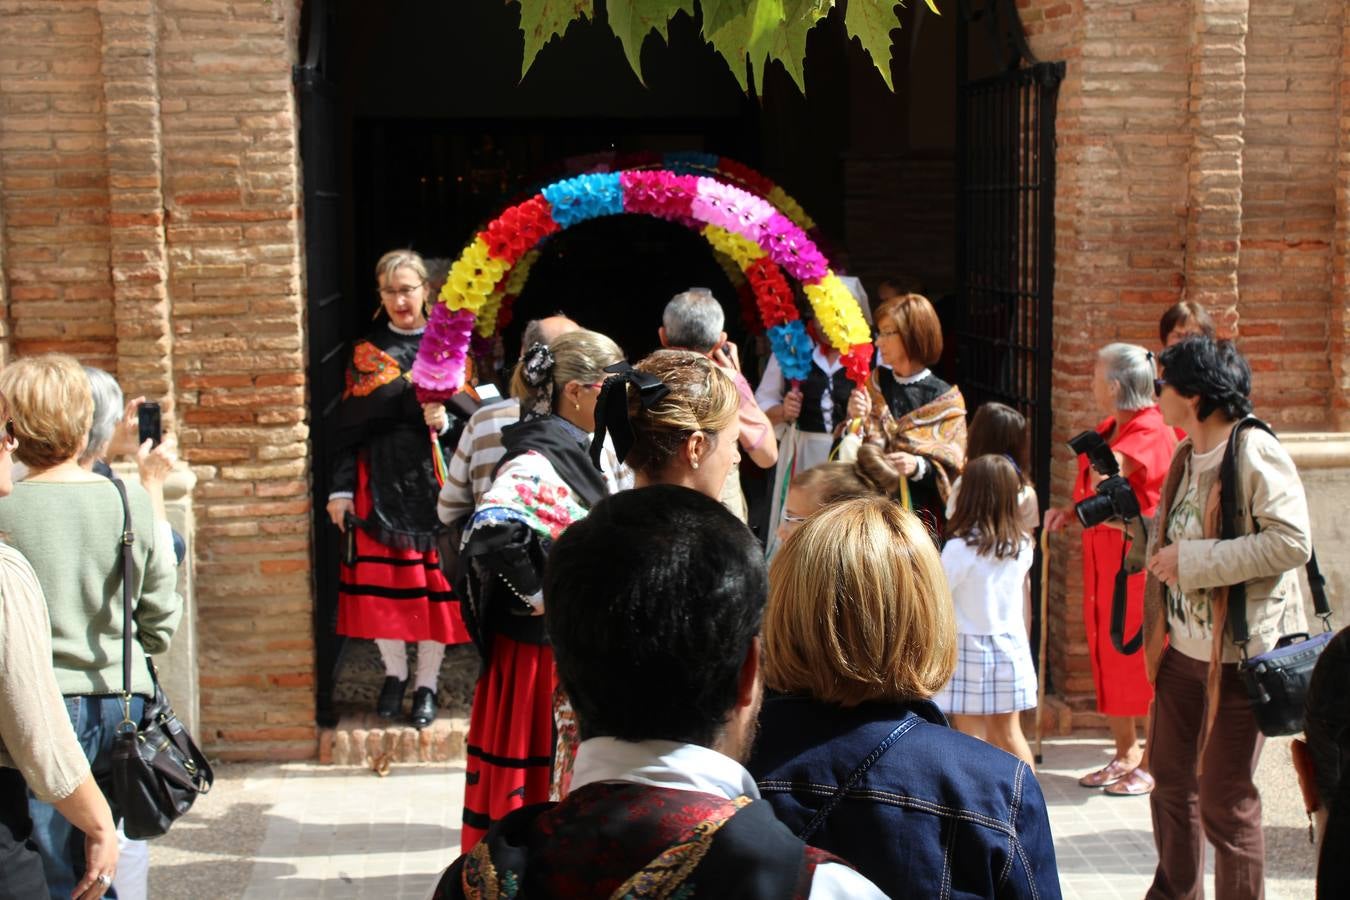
754, 321, 853, 546
458, 329, 625, 852
1044, 343, 1175, 796
847, 292, 967, 540
325, 249, 469, 729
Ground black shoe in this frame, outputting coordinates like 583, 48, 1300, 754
409, 687, 437, 729
376, 676, 406, 719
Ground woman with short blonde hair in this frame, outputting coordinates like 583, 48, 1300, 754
765, 497, 954, 706
749, 496, 1060, 898
0, 354, 94, 470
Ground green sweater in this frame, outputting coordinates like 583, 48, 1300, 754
0, 479, 181, 696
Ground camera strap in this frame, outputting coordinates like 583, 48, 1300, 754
1110, 537, 1143, 655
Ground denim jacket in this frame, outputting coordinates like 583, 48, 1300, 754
747, 695, 1061, 900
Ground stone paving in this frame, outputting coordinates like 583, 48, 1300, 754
147, 735, 1318, 898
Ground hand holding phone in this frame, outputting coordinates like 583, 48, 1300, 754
138, 401, 162, 448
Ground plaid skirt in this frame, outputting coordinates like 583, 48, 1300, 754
933, 632, 1038, 716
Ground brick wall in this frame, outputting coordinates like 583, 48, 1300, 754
0, 0, 314, 760
0, 0, 116, 370
156, 0, 312, 760
1240, 0, 1339, 427
1334, 4, 1350, 431
1021, 0, 1347, 713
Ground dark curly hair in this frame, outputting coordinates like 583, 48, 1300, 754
1157, 336, 1252, 423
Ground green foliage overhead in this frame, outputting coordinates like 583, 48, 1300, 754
512, 0, 941, 93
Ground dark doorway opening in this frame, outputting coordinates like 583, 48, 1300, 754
298, 0, 1010, 727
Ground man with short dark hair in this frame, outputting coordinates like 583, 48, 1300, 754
430, 486, 884, 898
660, 289, 776, 522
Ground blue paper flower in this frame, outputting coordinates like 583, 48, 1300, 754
767, 320, 814, 382
542, 173, 623, 228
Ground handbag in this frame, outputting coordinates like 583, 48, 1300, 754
107, 478, 214, 839
1221, 418, 1334, 738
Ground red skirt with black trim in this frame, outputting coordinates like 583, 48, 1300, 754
461, 635, 557, 853
336, 460, 469, 645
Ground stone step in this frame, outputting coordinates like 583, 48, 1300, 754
318, 705, 469, 766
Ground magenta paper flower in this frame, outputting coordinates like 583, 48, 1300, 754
759, 212, 828, 282
413, 304, 476, 400
620, 170, 697, 222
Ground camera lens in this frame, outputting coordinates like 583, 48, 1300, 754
1074, 494, 1117, 529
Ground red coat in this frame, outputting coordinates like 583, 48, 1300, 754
1074, 407, 1176, 717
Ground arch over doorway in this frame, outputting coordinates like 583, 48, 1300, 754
411, 164, 875, 398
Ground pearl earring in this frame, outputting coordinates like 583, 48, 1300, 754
691, 460, 699, 470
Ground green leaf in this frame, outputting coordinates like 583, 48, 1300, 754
845, 0, 900, 91
923, 0, 941, 14
518, 0, 594, 80
608, 0, 697, 85
699, 0, 740, 35
706, 0, 784, 93
765, 0, 818, 93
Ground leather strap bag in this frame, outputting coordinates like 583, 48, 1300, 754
107, 478, 214, 839
1222, 417, 1333, 737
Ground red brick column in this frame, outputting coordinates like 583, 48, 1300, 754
1026, 0, 1192, 717
98, 0, 175, 413
1334, 3, 1350, 430
0, 0, 115, 368
1182, 0, 1248, 315
156, 0, 314, 760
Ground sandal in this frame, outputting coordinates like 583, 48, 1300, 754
1103, 767, 1155, 797
1078, 757, 1134, 788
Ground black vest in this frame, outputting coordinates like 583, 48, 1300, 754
798, 361, 854, 434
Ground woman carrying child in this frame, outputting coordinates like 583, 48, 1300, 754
932, 455, 1038, 766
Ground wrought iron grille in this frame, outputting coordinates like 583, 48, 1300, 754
955, 60, 1064, 522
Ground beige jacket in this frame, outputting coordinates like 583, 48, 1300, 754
1143, 425, 1312, 753
0, 542, 90, 803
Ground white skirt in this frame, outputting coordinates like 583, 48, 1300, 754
932, 632, 1038, 716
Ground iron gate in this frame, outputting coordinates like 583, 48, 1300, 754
955, 60, 1064, 526
295, 0, 348, 728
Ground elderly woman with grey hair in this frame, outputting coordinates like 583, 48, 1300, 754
1045, 343, 1176, 796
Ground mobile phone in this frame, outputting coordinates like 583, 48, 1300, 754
137, 402, 162, 448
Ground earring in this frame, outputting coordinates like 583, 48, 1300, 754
574, 402, 580, 412
691, 460, 699, 470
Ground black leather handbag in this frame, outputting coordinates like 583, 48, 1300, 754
1222, 418, 1334, 737
107, 479, 214, 839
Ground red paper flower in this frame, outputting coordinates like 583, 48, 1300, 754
620, 170, 697, 222
746, 257, 798, 329
842, 342, 874, 387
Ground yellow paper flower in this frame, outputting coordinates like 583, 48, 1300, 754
768, 186, 816, 232
504, 250, 539, 295
805, 272, 871, 354
702, 224, 764, 270
476, 290, 504, 337
441, 237, 505, 315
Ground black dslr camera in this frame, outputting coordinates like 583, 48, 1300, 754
1067, 430, 1142, 527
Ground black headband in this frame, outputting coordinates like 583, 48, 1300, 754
589, 361, 670, 470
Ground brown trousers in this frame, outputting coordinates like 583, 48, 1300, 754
1147, 648, 1265, 900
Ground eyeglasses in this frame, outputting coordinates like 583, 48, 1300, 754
1153, 378, 1168, 397
876, 329, 901, 339
378, 283, 425, 299
782, 511, 810, 525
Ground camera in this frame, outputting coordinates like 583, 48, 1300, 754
1067, 430, 1141, 527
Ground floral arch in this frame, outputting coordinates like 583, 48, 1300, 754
412, 160, 874, 401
